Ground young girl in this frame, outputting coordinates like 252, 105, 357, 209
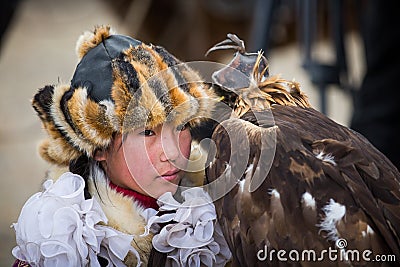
12, 25, 231, 266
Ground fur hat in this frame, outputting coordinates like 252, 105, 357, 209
32, 25, 216, 166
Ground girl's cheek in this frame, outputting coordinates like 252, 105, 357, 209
180, 131, 192, 159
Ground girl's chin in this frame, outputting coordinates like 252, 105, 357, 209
152, 183, 179, 198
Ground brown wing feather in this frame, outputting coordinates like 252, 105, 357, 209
206, 105, 400, 266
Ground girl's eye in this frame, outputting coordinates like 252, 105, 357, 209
140, 129, 155, 136
176, 123, 188, 131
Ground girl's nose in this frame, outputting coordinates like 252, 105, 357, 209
160, 129, 180, 162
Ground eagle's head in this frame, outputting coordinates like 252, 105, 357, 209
207, 34, 311, 118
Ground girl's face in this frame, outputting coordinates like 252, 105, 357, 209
95, 123, 192, 198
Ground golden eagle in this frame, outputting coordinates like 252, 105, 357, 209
205, 34, 400, 266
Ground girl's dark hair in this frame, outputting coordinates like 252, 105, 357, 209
69, 155, 93, 199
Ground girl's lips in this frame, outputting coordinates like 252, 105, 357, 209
160, 170, 180, 181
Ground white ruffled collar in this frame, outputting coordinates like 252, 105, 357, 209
12, 172, 141, 267
141, 188, 232, 267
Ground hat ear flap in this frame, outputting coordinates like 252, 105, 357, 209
38, 138, 81, 166
32, 85, 54, 122
32, 85, 82, 166
75, 25, 115, 60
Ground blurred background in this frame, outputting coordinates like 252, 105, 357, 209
1, 0, 398, 265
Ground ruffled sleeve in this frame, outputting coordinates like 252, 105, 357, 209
142, 187, 232, 267
12, 172, 141, 267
